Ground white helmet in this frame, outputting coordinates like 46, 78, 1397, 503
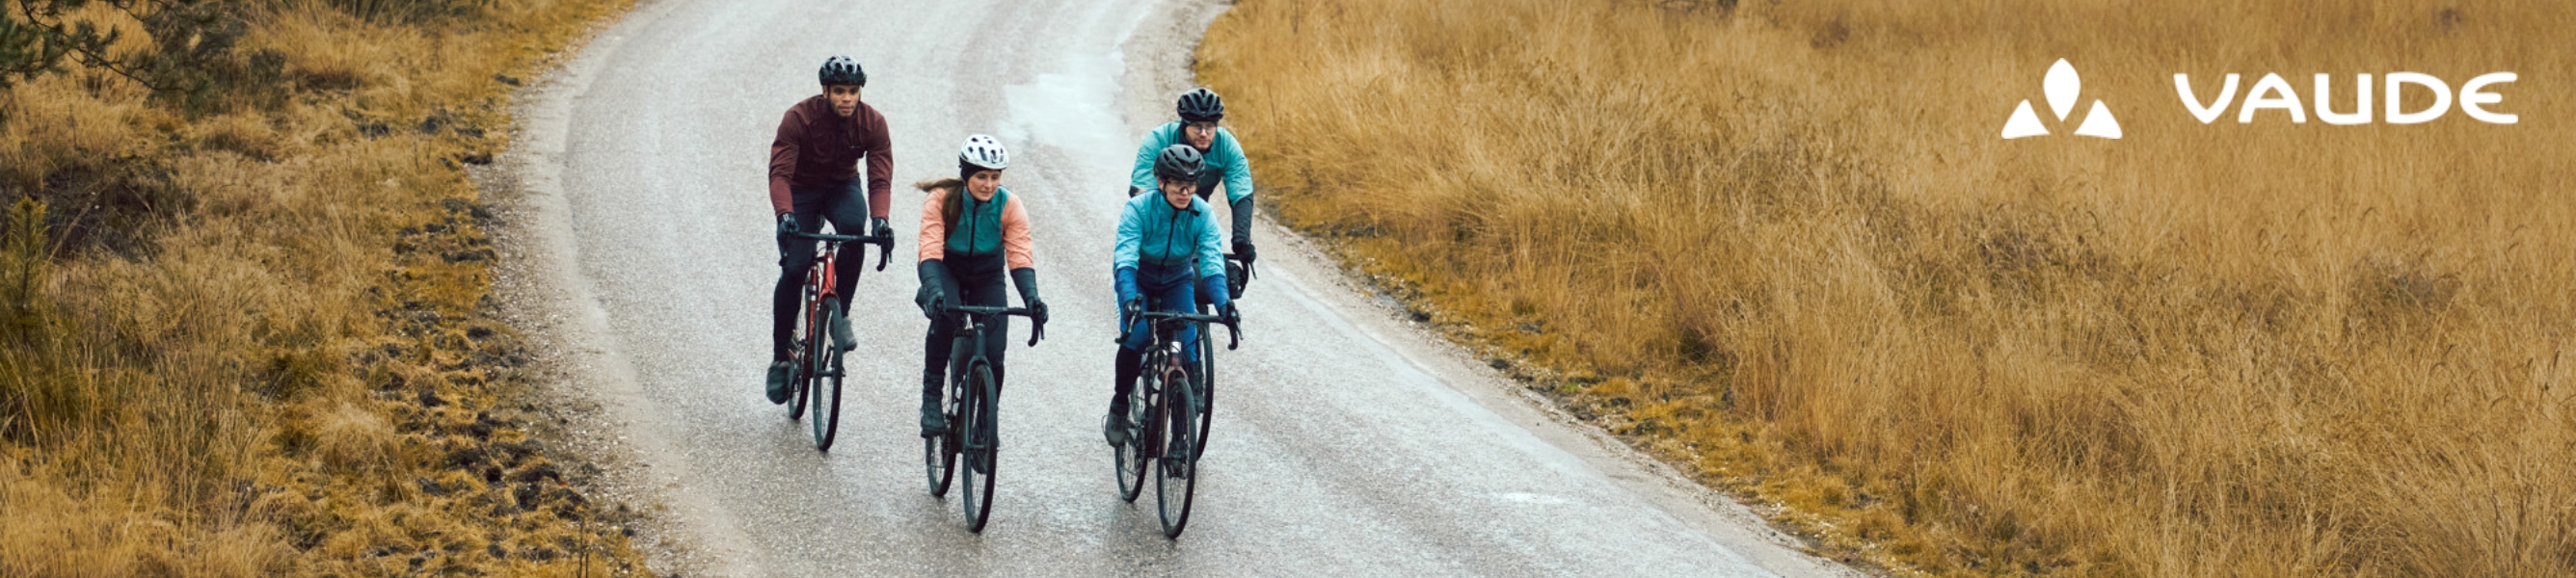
958, 134, 1008, 171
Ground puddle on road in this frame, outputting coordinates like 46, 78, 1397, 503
1492, 491, 1573, 506
1001, 52, 1132, 177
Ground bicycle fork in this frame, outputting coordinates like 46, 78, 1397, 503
1160, 341, 1194, 462
949, 331, 1001, 456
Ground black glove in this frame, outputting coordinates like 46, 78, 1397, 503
871, 217, 893, 239
1219, 302, 1242, 326
777, 213, 800, 235
1127, 185, 1143, 198
1119, 297, 1143, 328
1225, 260, 1250, 300
916, 260, 950, 321
1229, 197, 1256, 263
1009, 268, 1046, 326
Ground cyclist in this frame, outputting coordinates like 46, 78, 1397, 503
913, 135, 1047, 437
1104, 144, 1239, 455
765, 56, 896, 405
1128, 88, 1257, 295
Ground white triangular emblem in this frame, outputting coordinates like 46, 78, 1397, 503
2073, 100, 2122, 139
2002, 59, 2122, 140
2001, 100, 2049, 139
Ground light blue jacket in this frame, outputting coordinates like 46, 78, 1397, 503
1114, 192, 1229, 305
1114, 192, 1227, 276
1129, 121, 1254, 204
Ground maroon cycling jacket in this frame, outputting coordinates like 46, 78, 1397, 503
767, 94, 893, 218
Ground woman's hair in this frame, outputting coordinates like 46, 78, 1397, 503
916, 178, 968, 236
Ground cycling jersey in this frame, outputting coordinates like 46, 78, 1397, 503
1114, 192, 1227, 281
1128, 122, 1253, 205
768, 95, 893, 218
919, 185, 1034, 273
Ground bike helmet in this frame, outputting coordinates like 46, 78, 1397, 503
958, 134, 1008, 173
818, 56, 867, 87
1176, 88, 1224, 123
1153, 144, 1203, 181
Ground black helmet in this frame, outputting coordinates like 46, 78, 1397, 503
818, 56, 866, 87
1153, 144, 1203, 181
1176, 88, 1223, 122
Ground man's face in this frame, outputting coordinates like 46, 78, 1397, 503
827, 85, 862, 118
1159, 176, 1194, 210
1183, 121, 1218, 150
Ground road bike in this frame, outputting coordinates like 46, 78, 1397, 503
923, 303, 1044, 533
782, 228, 892, 452
1112, 308, 1239, 539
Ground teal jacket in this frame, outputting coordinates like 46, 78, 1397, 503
1114, 192, 1227, 280
1129, 121, 1253, 205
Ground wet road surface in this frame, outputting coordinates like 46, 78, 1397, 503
489, 0, 1860, 575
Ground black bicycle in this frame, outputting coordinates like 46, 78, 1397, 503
923, 303, 1044, 533
782, 229, 892, 452
1113, 308, 1239, 539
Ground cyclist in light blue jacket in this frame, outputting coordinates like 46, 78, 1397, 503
1129, 89, 1257, 290
1105, 144, 1238, 451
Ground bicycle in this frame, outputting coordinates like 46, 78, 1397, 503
923, 303, 1045, 533
782, 228, 893, 452
1112, 308, 1240, 539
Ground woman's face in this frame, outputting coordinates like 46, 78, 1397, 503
968, 170, 1002, 200
1159, 176, 1194, 210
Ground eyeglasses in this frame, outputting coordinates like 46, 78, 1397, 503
1185, 121, 1220, 133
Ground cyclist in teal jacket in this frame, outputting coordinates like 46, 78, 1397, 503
1129, 89, 1257, 285
1105, 144, 1238, 456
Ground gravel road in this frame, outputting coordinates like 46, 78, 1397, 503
484, 0, 1861, 575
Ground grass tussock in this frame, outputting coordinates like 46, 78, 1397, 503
0, 1, 646, 575
1200, 0, 2575, 575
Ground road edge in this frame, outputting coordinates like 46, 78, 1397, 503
476, 0, 767, 575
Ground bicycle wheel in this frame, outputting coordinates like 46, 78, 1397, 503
1154, 364, 1198, 539
1114, 364, 1156, 503
788, 287, 820, 420
959, 360, 999, 533
808, 308, 844, 451
1193, 327, 1216, 460
925, 434, 956, 497
926, 337, 972, 497
925, 363, 958, 497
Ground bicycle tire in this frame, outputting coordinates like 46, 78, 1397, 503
809, 307, 844, 452
788, 286, 820, 421
960, 360, 999, 533
1155, 363, 1198, 539
925, 434, 956, 497
926, 335, 973, 497
1194, 327, 1216, 460
1114, 363, 1155, 503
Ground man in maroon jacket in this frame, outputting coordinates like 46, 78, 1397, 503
765, 55, 896, 404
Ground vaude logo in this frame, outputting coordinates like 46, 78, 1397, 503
2002, 59, 2122, 140
2003, 59, 2520, 140
2175, 72, 2518, 125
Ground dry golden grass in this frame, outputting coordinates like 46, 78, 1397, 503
0, 1, 644, 575
1200, 0, 2574, 575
